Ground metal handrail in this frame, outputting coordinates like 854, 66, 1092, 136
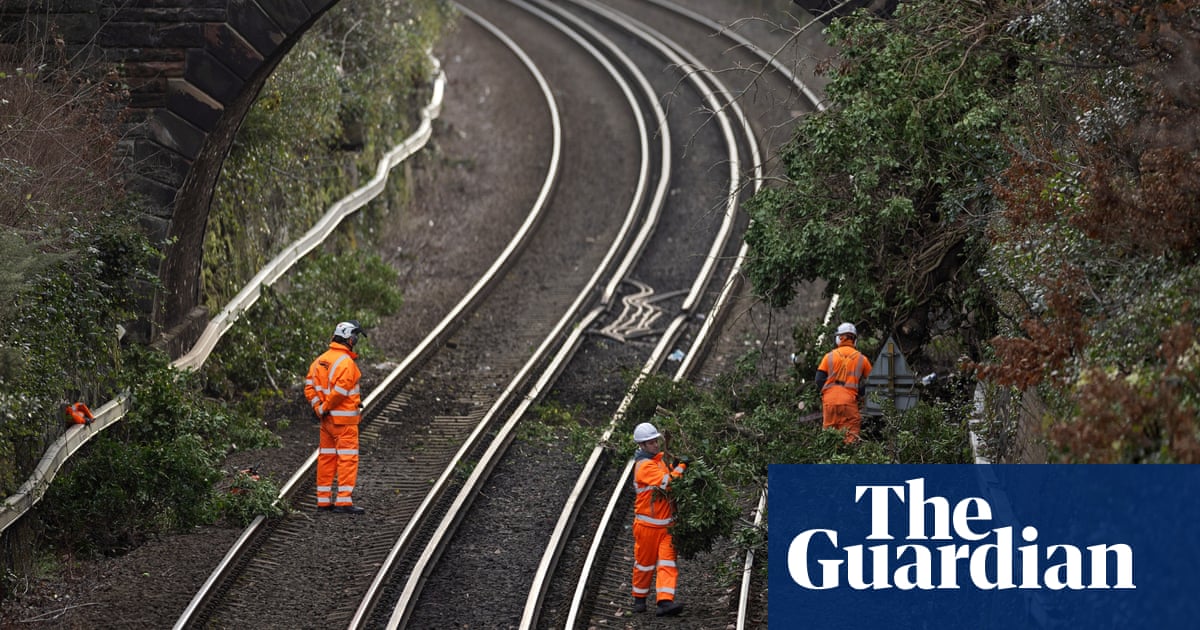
0, 54, 447, 536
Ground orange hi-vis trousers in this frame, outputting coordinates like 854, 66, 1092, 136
823, 402, 862, 443
317, 421, 360, 507
632, 521, 679, 602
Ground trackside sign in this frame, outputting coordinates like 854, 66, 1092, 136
767, 465, 1199, 628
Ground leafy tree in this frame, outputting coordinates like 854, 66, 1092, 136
743, 0, 1020, 357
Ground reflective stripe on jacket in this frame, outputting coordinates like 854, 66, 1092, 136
304, 342, 362, 425
632, 451, 686, 528
818, 341, 872, 406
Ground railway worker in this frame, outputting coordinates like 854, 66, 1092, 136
305, 320, 368, 515
630, 421, 686, 617
64, 401, 94, 426
815, 322, 873, 443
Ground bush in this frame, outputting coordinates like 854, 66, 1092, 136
39, 347, 278, 554
216, 469, 286, 527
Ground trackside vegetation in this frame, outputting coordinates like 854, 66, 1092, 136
4, 0, 1197, 607
619, 358, 974, 565
0, 0, 449, 582
745, 0, 1200, 462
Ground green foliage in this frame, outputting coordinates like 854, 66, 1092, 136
518, 401, 605, 464
203, 0, 453, 311
121, 347, 278, 452
321, 0, 456, 157
216, 471, 286, 527
620, 361, 972, 557
39, 347, 278, 554
0, 203, 160, 495
42, 432, 220, 554
667, 458, 737, 559
0, 0, 449, 571
743, 0, 1015, 350
202, 35, 346, 308
203, 249, 403, 397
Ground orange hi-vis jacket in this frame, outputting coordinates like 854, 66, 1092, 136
633, 451, 687, 527
818, 340, 872, 406
65, 402, 94, 425
305, 342, 362, 425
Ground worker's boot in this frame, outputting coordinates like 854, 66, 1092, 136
632, 597, 647, 613
332, 505, 366, 515
656, 599, 683, 617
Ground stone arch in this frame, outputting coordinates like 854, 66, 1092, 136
1, 1, 346, 353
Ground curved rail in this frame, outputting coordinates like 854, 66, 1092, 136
173, 21, 565, 628
642, 4, 837, 625
512, 0, 771, 626
366, 1, 670, 626
584, 4, 739, 313
538, 1, 842, 626
0, 55, 447, 538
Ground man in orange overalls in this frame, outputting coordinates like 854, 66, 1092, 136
816, 322, 873, 443
305, 320, 367, 514
630, 421, 686, 617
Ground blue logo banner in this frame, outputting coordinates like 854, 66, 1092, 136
768, 465, 1200, 629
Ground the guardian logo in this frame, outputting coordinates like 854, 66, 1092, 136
787, 478, 1135, 591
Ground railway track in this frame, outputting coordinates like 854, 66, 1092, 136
531, 2, 827, 629
174, 2, 827, 628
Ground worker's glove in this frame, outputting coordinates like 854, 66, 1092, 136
677, 456, 692, 465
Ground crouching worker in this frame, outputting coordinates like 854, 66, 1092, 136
631, 422, 686, 617
64, 401, 94, 426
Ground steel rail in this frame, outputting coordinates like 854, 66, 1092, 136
577, 0, 740, 315
371, 0, 673, 625
576, 0, 740, 316
559, 312, 696, 630
636, 3, 832, 626
545, 1, 843, 625
639, 4, 836, 625
645, 0, 827, 113
173, 13, 566, 628
517, 0, 768, 625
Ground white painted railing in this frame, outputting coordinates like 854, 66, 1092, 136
0, 56, 446, 536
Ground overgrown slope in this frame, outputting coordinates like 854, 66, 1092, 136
745, 0, 1200, 462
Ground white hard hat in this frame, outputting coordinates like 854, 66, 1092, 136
333, 320, 367, 340
835, 322, 857, 338
633, 422, 661, 444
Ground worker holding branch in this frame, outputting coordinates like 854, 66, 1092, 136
630, 421, 687, 617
